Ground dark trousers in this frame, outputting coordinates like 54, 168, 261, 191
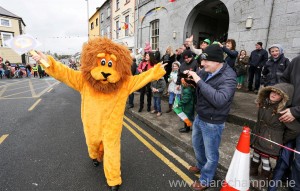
33, 71, 38, 77
248, 65, 261, 91
139, 83, 152, 109
128, 93, 134, 106
291, 135, 300, 191
268, 141, 295, 191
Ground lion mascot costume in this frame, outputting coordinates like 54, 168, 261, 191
33, 37, 166, 190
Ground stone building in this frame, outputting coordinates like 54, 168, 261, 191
135, 0, 300, 59
98, 0, 112, 39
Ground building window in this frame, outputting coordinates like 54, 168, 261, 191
116, 0, 120, 10
101, 13, 104, 22
91, 22, 94, 30
116, 21, 119, 39
107, 7, 111, 18
125, 15, 129, 37
96, 18, 99, 26
150, 20, 159, 50
0, 19, 11, 27
1, 32, 13, 47
107, 26, 111, 38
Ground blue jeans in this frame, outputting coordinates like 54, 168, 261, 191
291, 134, 300, 191
192, 115, 225, 186
168, 92, 180, 105
153, 97, 161, 112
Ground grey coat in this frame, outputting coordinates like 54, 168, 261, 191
151, 77, 166, 97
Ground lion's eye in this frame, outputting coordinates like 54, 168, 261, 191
108, 61, 113, 67
101, 59, 106, 66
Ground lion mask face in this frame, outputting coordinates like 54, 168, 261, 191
80, 37, 132, 93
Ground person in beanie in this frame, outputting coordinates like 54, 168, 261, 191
184, 44, 237, 190
248, 42, 268, 93
175, 49, 198, 90
261, 44, 290, 87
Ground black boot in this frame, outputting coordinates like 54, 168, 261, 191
92, 159, 100, 167
250, 160, 260, 176
166, 104, 173, 113
147, 106, 151, 112
110, 185, 120, 191
179, 124, 190, 133
138, 106, 143, 112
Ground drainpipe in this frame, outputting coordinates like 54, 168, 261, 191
265, 0, 275, 49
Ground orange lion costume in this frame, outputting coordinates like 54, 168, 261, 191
38, 38, 166, 190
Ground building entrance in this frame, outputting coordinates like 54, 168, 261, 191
184, 0, 229, 47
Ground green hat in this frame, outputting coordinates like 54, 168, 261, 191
212, 41, 219, 44
203, 39, 211, 45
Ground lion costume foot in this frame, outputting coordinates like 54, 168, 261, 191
110, 185, 120, 191
92, 159, 100, 167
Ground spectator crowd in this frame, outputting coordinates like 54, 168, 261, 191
128, 37, 300, 191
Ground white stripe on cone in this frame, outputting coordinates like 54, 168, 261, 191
225, 149, 250, 190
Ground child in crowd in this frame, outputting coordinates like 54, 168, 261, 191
174, 77, 196, 133
150, 77, 166, 117
235, 50, 249, 89
250, 83, 294, 184
166, 61, 181, 113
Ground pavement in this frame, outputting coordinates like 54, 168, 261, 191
125, 90, 282, 190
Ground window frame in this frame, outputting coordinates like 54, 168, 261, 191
125, 15, 129, 37
1, 32, 13, 47
0, 18, 11, 27
116, 0, 120, 10
116, 20, 119, 39
107, 7, 111, 18
150, 19, 159, 50
100, 13, 104, 23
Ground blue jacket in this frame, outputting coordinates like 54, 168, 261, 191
249, 49, 268, 68
195, 63, 237, 124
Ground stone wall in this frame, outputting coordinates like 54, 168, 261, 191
135, 0, 300, 59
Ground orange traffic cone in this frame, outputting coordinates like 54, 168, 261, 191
221, 126, 250, 191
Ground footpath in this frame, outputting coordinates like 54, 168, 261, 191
125, 90, 289, 190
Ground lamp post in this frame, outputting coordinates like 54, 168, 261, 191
86, 0, 90, 40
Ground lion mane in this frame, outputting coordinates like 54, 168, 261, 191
80, 37, 132, 93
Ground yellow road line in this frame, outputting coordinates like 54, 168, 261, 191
28, 99, 42, 111
47, 88, 53, 93
29, 80, 37, 97
124, 116, 200, 178
0, 134, 9, 144
123, 122, 194, 186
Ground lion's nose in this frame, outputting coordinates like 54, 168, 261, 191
101, 72, 111, 79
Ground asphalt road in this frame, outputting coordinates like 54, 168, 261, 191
0, 78, 205, 191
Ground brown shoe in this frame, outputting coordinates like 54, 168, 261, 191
191, 180, 208, 191
189, 166, 200, 174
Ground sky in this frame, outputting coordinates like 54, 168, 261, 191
2, 0, 104, 55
